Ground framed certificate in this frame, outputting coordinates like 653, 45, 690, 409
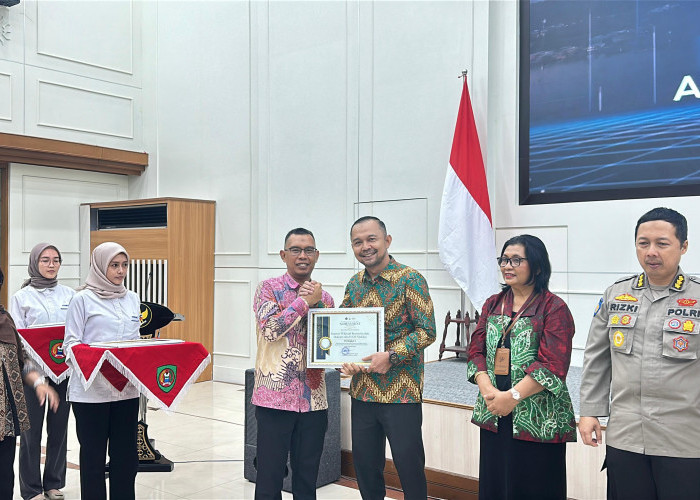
307, 307, 384, 368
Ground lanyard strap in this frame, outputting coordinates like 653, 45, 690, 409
499, 292, 538, 345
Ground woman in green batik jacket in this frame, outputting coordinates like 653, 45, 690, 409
467, 234, 576, 500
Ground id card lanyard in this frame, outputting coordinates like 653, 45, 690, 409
494, 292, 537, 376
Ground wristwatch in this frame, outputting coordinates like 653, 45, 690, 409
509, 388, 521, 401
388, 350, 399, 366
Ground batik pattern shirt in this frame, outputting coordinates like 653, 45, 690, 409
341, 258, 436, 404
467, 289, 577, 443
0, 341, 30, 439
252, 273, 334, 412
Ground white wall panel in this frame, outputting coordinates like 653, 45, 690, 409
155, 1, 252, 258
24, 66, 141, 148
361, 2, 471, 257
7, 164, 128, 296
263, 1, 354, 259
37, 80, 134, 138
0, 3, 25, 64
0, 59, 23, 133
24, 0, 141, 86
213, 280, 253, 359
0, 71, 11, 120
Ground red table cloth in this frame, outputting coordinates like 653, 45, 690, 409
70, 341, 210, 410
17, 326, 71, 384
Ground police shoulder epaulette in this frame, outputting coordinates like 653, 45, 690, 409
614, 274, 636, 285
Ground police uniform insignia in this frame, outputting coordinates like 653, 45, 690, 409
614, 293, 638, 302
593, 297, 603, 317
683, 320, 694, 332
621, 315, 631, 325
635, 274, 645, 289
678, 298, 698, 307
613, 330, 625, 347
611, 315, 620, 325
669, 318, 682, 329
673, 336, 689, 352
674, 274, 685, 290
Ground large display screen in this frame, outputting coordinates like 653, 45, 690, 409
519, 1, 700, 204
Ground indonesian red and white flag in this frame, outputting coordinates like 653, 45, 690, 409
438, 77, 500, 311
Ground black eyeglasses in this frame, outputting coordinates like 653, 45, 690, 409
497, 257, 527, 268
285, 247, 317, 256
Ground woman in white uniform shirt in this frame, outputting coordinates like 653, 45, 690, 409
64, 242, 141, 500
10, 243, 75, 500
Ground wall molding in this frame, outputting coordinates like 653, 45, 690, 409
0, 132, 147, 175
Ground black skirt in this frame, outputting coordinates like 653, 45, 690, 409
478, 413, 567, 500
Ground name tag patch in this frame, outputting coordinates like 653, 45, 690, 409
610, 303, 640, 312
667, 308, 700, 318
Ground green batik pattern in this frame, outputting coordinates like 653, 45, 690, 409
470, 314, 576, 442
469, 315, 511, 428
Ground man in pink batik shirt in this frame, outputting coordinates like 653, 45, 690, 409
251, 228, 334, 500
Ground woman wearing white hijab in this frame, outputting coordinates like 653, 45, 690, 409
10, 243, 75, 500
64, 242, 141, 500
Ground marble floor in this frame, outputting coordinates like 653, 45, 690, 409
10, 381, 364, 499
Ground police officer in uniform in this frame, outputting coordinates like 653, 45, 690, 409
580, 207, 700, 500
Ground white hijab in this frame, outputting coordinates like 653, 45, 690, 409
82, 242, 129, 300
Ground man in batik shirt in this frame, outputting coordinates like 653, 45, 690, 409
252, 228, 334, 500
340, 216, 436, 500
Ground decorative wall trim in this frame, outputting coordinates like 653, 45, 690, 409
0, 72, 11, 121
36, 80, 134, 139
0, 132, 147, 175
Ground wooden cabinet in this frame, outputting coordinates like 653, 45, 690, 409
83, 198, 215, 381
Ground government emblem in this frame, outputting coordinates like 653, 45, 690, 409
49, 340, 66, 364
613, 330, 625, 347
157, 365, 177, 393
611, 315, 620, 324
621, 315, 631, 325
669, 318, 682, 329
683, 320, 694, 332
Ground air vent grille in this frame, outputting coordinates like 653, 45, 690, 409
96, 205, 167, 229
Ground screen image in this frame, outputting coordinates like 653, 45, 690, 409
519, 0, 700, 204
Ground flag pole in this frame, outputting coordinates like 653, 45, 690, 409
458, 69, 469, 335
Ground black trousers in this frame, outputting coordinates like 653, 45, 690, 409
350, 399, 426, 500
72, 398, 139, 500
478, 414, 566, 500
254, 406, 328, 500
606, 446, 700, 500
20, 378, 70, 499
0, 435, 18, 500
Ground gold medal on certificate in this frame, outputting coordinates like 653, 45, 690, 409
307, 307, 385, 368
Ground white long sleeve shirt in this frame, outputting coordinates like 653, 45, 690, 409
10, 284, 76, 329
64, 289, 141, 403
